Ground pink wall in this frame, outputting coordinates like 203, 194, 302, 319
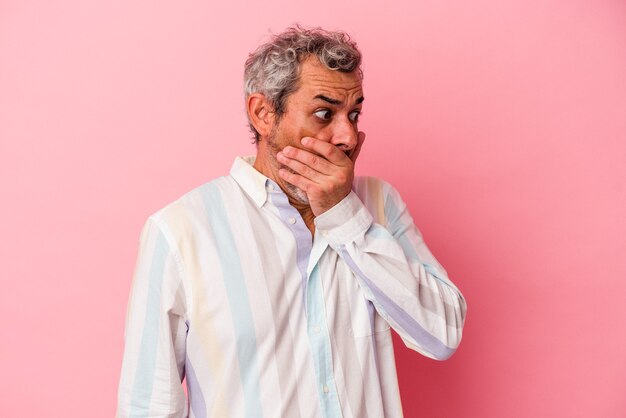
1, 0, 625, 416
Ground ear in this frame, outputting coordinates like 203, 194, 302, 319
247, 93, 275, 139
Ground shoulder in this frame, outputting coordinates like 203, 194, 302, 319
352, 175, 406, 226
145, 175, 238, 243
352, 175, 404, 205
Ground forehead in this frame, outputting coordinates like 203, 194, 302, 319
294, 56, 363, 100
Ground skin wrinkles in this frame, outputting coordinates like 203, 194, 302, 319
252, 56, 366, 236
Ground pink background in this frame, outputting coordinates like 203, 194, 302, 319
1, 0, 625, 417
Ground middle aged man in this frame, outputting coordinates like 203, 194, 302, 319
117, 26, 467, 418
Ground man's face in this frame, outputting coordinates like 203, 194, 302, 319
264, 56, 364, 204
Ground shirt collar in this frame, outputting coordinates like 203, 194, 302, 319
230, 155, 271, 207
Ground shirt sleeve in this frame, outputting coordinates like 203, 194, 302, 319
314, 180, 467, 360
117, 216, 189, 417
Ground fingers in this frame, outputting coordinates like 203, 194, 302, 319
277, 149, 327, 182
277, 135, 362, 215
278, 145, 334, 176
278, 168, 316, 192
300, 137, 348, 165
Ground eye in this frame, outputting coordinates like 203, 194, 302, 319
349, 110, 361, 122
314, 109, 332, 121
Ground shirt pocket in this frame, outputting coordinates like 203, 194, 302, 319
349, 292, 391, 338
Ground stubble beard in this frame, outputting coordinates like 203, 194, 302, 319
266, 130, 310, 205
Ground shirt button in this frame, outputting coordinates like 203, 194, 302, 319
323, 385, 329, 394
288, 217, 296, 225
321, 230, 327, 236
314, 326, 321, 334
268, 184, 275, 191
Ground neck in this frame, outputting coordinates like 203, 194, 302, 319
288, 198, 316, 237
253, 150, 316, 237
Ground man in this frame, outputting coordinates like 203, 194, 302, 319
117, 26, 466, 418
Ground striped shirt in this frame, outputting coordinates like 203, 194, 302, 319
117, 155, 467, 418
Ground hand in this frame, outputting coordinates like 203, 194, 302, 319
276, 131, 366, 216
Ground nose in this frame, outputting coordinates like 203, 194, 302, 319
329, 115, 358, 153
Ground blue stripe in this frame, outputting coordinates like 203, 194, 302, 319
268, 185, 312, 312
186, 358, 207, 418
338, 246, 456, 360
366, 223, 393, 239
383, 195, 420, 261
307, 266, 342, 417
384, 196, 449, 282
201, 183, 264, 418
268, 182, 341, 417
130, 228, 168, 417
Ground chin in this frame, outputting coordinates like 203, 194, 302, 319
264, 141, 310, 205
287, 184, 310, 205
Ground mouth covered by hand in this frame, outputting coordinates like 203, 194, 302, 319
276, 132, 365, 216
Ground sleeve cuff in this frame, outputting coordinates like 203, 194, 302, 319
314, 191, 373, 247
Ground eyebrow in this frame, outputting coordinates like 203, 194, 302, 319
313, 94, 365, 106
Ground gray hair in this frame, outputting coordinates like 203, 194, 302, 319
244, 25, 363, 143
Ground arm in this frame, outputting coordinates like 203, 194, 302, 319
276, 135, 466, 360
117, 216, 188, 417
314, 179, 467, 360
